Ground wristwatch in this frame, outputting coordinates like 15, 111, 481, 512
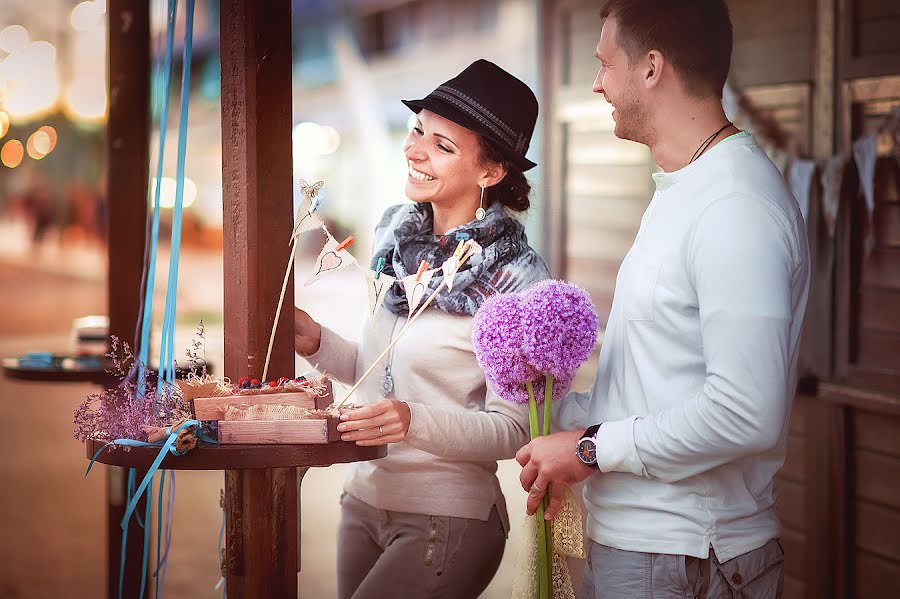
576, 424, 602, 468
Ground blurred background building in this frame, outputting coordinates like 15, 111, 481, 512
1, 0, 899, 598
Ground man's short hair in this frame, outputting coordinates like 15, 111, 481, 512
601, 0, 733, 99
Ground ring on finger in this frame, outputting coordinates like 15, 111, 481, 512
531, 483, 545, 494
378, 425, 384, 438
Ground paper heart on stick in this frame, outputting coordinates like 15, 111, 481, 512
305, 235, 357, 286
317, 251, 343, 275
364, 270, 396, 325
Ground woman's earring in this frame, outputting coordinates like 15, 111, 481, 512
475, 185, 486, 220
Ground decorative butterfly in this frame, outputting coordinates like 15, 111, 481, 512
299, 179, 325, 209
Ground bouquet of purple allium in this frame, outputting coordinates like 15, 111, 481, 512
472, 280, 598, 599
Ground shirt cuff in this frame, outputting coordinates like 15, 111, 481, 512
405, 401, 427, 441
595, 416, 648, 477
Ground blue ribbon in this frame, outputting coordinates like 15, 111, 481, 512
86, 419, 208, 599
137, 0, 178, 396
156, 0, 195, 403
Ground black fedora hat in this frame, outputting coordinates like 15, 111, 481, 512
402, 59, 538, 171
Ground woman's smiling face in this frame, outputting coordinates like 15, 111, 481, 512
403, 109, 487, 207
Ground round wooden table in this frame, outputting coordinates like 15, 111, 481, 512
2, 357, 114, 386
85, 438, 384, 470
3, 358, 212, 387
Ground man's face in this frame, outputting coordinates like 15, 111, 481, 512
593, 18, 650, 144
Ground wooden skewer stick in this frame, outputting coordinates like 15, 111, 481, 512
262, 237, 299, 382
331, 242, 480, 412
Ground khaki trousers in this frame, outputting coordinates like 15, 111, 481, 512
580, 538, 784, 599
337, 492, 507, 599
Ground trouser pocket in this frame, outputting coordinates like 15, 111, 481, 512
713, 539, 784, 599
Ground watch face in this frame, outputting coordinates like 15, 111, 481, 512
577, 438, 597, 465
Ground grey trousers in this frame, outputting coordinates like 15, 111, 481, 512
580, 539, 784, 599
337, 492, 507, 599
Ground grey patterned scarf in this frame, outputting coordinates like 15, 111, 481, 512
371, 202, 549, 317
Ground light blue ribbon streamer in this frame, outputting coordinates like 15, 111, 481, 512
137, 0, 178, 397
86, 420, 210, 599
156, 0, 195, 403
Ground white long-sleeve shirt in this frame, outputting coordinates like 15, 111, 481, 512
556, 134, 810, 561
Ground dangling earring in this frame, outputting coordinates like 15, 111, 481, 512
475, 185, 486, 220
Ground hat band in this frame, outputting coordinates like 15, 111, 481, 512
432, 86, 527, 154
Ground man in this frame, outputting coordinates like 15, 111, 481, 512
516, 1, 810, 596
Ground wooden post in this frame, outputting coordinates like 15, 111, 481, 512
107, 1, 150, 597
219, 0, 297, 596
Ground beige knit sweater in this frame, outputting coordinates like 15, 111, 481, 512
308, 305, 530, 531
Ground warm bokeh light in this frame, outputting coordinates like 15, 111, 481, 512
64, 75, 107, 122
293, 121, 342, 158
0, 112, 8, 138
1, 41, 60, 121
37, 125, 57, 151
152, 177, 198, 209
1, 139, 25, 168
0, 25, 29, 54
26, 129, 54, 159
70, 1, 104, 31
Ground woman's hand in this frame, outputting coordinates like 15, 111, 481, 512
337, 399, 412, 446
294, 306, 322, 356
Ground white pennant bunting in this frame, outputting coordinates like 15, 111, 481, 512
364, 270, 396, 324
305, 233, 357, 286
402, 269, 437, 317
820, 155, 846, 238
441, 255, 461, 291
788, 159, 816, 224
853, 133, 878, 254
292, 196, 325, 241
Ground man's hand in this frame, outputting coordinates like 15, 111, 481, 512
337, 399, 411, 446
516, 430, 596, 519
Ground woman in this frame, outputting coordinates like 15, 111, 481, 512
294, 59, 548, 598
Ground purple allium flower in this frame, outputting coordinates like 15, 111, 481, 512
472, 294, 537, 404
489, 371, 574, 405
520, 280, 599, 380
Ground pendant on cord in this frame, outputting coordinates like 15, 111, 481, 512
381, 366, 394, 397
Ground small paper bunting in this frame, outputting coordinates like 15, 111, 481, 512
853, 133, 877, 254
292, 198, 325, 241
305, 233, 357, 286
401, 268, 437, 316
441, 255, 461, 291
364, 270, 396, 324
788, 159, 816, 224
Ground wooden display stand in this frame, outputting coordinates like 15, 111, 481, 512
77, 2, 385, 598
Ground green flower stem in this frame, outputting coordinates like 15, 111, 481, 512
526, 381, 549, 599
526, 381, 540, 440
543, 375, 554, 598
543, 375, 553, 436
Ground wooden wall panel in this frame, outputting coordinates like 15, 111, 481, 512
854, 0, 900, 57
855, 449, 900, 509
854, 410, 900, 456
727, 0, 815, 86
855, 500, 900, 560
784, 575, 805, 599
854, 551, 900, 598
853, 410, 900, 592
781, 528, 808, 580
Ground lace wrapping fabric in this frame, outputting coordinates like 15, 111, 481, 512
511, 488, 586, 599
